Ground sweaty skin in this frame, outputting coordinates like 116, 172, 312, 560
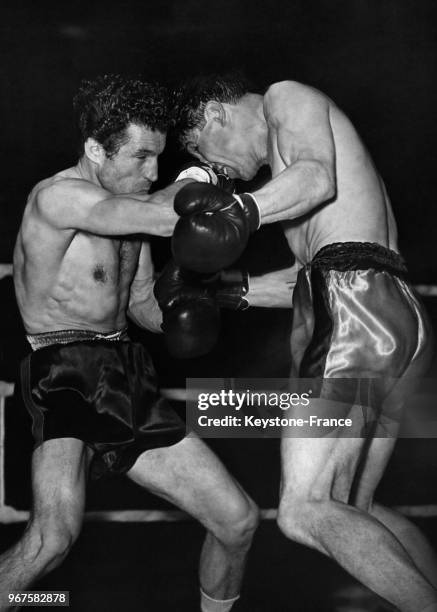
14, 125, 185, 334
189, 80, 399, 270
4, 122, 260, 612
184, 80, 437, 611
260, 82, 398, 264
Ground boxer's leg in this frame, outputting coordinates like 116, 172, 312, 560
127, 434, 259, 608
277, 411, 437, 612
0, 438, 91, 610
354, 435, 437, 589
351, 332, 437, 590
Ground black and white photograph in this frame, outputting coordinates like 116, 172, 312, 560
0, 1, 436, 610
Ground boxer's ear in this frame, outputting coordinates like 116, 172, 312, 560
84, 137, 105, 165
204, 101, 227, 127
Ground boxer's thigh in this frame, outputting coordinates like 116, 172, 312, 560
280, 407, 367, 503
352, 435, 398, 509
351, 299, 434, 507
352, 332, 431, 509
126, 435, 255, 530
31, 437, 92, 527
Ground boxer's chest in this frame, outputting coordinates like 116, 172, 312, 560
72, 233, 141, 287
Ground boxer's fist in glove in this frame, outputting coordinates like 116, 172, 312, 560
161, 301, 220, 360
172, 183, 260, 274
156, 260, 250, 312
154, 261, 220, 359
175, 161, 235, 193
203, 269, 250, 311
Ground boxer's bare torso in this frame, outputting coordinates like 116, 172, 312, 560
13, 123, 192, 334
185, 80, 398, 275
257, 81, 399, 266
14, 167, 142, 334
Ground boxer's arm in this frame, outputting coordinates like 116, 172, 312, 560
254, 82, 336, 224
245, 264, 298, 308
35, 178, 191, 237
127, 241, 163, 332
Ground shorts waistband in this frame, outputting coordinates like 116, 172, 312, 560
26, 328, 129, 351
311, 242, 408, 277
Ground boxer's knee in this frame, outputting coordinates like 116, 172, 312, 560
23, 521, 74, 573
277, 494, 312, 547
277, 491, 327, 550
27, 499, 83, 570
212, 495, 259, 551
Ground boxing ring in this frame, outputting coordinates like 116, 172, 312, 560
1, 265, 436, 525
0, 380, 279, 524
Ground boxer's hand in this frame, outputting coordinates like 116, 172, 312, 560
174, 161, 235, 193
154, 261, 220, 359
172, 183, 260, 274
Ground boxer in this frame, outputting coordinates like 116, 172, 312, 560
172, 74, 437, 612
0, 75, 259, 612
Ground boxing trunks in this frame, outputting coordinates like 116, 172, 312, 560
290, 242, 434, 424
21, 329, 185, 478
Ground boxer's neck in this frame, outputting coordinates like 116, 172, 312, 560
231, 93, 268, 166
75, 155, 101, 187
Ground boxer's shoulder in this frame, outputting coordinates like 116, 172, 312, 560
29, 173, 108, 226
37, 174, 103, 202
265, 79, 313, 95
263, 81, 332, 133
265, 80, 328, 109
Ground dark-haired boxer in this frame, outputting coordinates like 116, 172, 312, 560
172, 75, 437, 612
0, 75, 260, 612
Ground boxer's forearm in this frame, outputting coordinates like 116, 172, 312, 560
89, 196, 177, 237
37, 179, 194, 238
127, 297, 163, 333
95, 181, 194, 237
142, 179, 193, 206
253, 160, 336, 224
246, 268, 297, 308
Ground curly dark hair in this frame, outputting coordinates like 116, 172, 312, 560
74, 74, 171, 158
171, 73, 252, 148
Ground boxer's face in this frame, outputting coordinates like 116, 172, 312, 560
186, 118, 259, 181
97, 123, 166, 194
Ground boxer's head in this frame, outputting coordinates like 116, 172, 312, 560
173, 74, 263, 181
74, 75, 170, 194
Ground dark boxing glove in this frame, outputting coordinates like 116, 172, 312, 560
175, 161, 235, 193
202, 269, 250, 311
154, 261, 220, 359
172, 182, 260, 274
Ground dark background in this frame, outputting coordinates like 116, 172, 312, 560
1, 0, 437, 280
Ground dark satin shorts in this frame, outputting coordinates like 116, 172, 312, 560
21, 335, 185, 478
291, 242, 434, 423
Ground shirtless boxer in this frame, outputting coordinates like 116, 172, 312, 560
171, 75, 437, 611
0, 75, 259, 612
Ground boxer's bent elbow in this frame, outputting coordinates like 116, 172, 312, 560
127, 302, 163, 333
302, 160, 336, 204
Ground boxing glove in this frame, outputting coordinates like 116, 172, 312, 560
172, 182, 260, 274
202, 269, 250, 311
174, 161, 235, 193
154, 261, 220, 359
